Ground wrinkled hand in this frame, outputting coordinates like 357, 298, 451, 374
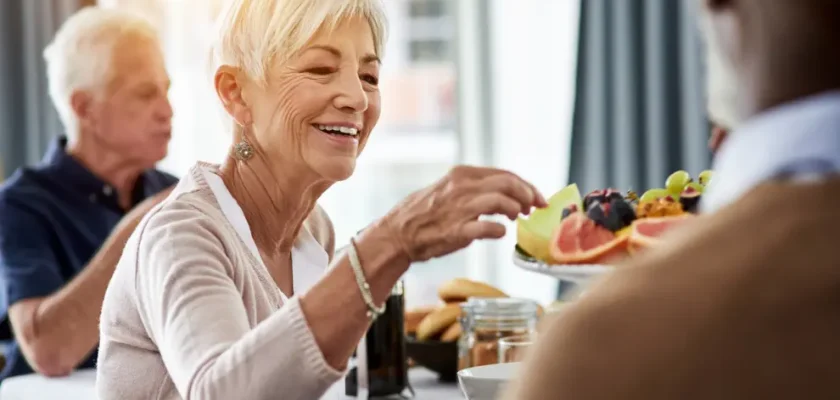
380, 166, 546, 262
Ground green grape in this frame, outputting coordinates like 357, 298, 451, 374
665, 170, 692, 194
639, 188, 669, 203
698, 170, 714, 186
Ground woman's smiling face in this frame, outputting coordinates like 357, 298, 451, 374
241, 15, 382, 182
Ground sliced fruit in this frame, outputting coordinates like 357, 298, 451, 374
516, 184, 583, 262
549, 213, 629, 264
679, 183, 703, 213
583, 188, 623, 211
628, 214, 694, 249
586, 197, 636, 232
615, 226, 632, 238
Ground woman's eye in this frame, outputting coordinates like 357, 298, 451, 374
307, 67, 335, 75
361, 74, 379, 85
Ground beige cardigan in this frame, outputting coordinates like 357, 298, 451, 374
96, 163, 343, 400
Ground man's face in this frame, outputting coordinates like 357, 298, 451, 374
80, 35, 173, 167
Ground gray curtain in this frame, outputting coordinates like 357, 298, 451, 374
559, 0, 710, 297
569, 0, 710, 194
0, 0, 90, 180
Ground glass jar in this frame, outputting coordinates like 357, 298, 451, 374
458, 298, 539, 370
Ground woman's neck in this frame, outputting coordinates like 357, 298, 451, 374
219, 156, 331, 256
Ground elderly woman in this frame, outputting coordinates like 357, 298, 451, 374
95, 0, 544, 399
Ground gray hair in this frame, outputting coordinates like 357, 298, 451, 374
43, 6, 160, 140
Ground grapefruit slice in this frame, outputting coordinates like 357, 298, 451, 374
549, 212, 628, 264
517, 184, 583, 261
628, 214, 693, 249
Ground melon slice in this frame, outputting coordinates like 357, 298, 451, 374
516, 184, 583, 261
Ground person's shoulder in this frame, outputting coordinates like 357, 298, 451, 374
0, 167, 56, 228
146, 167, 179, 189
0, 166, 53, 208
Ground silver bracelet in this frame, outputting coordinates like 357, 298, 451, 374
348, 238, 386, 321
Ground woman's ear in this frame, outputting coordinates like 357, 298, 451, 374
215, 65, 253, 126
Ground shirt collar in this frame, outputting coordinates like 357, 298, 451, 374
702, 90, 840, 213
41, 136, 151, 208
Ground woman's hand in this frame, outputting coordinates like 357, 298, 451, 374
379, 165, 547, 262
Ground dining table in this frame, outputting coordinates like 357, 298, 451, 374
0, 367, 464, 399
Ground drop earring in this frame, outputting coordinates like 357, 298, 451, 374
232, 140, 254, 161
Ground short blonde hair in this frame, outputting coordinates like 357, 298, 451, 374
44, 6, 159, 138
213, 0, 388, 85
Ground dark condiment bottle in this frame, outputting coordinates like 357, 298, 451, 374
346, 280, 413, 398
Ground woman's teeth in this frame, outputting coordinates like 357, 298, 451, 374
316, 124, 358, 136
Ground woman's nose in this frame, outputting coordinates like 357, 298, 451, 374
334, 72, 368, 113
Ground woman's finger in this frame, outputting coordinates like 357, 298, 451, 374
460, 220, 507, 241
463, 192, 523, 220
472, 174, 538, 213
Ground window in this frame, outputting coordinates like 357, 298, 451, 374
409, 39, 450, 63
409, 0, 447, 18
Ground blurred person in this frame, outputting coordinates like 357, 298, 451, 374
0, 7, 176, 379
95, 0, 545, 399
507, 0, 840, 399
705, 17, 740, 155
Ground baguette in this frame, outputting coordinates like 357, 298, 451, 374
438, 278, 507, 303
416, 303, 462, 341
440, 322, 462, 342
405, 305, 437, 334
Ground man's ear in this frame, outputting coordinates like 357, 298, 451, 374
69, 89, 94, 128
214, 65, 253, 127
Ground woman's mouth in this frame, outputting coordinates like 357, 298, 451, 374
313, 124, 359, 137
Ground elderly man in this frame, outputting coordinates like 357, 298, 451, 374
508, 0, 840, 398
0, 7, 175, 379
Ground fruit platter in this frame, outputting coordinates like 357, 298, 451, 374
514, 170, 713, 285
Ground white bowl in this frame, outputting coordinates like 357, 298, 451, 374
457, 362, 520, 400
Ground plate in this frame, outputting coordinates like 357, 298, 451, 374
513, 246, 613, 285
458, 362, 520, 400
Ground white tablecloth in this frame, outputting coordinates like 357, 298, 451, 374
0, 369, 96, 400
0, 368, 462, 399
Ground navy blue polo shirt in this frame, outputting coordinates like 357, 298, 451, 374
0, 137, 177, 379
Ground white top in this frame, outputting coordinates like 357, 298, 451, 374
702, 91, 840, 213
96, 163, 346, 400
199, 166, 346, 399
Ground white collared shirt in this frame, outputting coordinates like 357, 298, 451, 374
702, 91, 840, 213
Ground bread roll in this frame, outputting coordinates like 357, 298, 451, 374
438, 278, 507, 303
440, 322, 462, 342
404, 305, 437, 334
416, 303, 462, 341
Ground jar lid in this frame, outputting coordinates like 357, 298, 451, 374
461, 297, 538, 319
